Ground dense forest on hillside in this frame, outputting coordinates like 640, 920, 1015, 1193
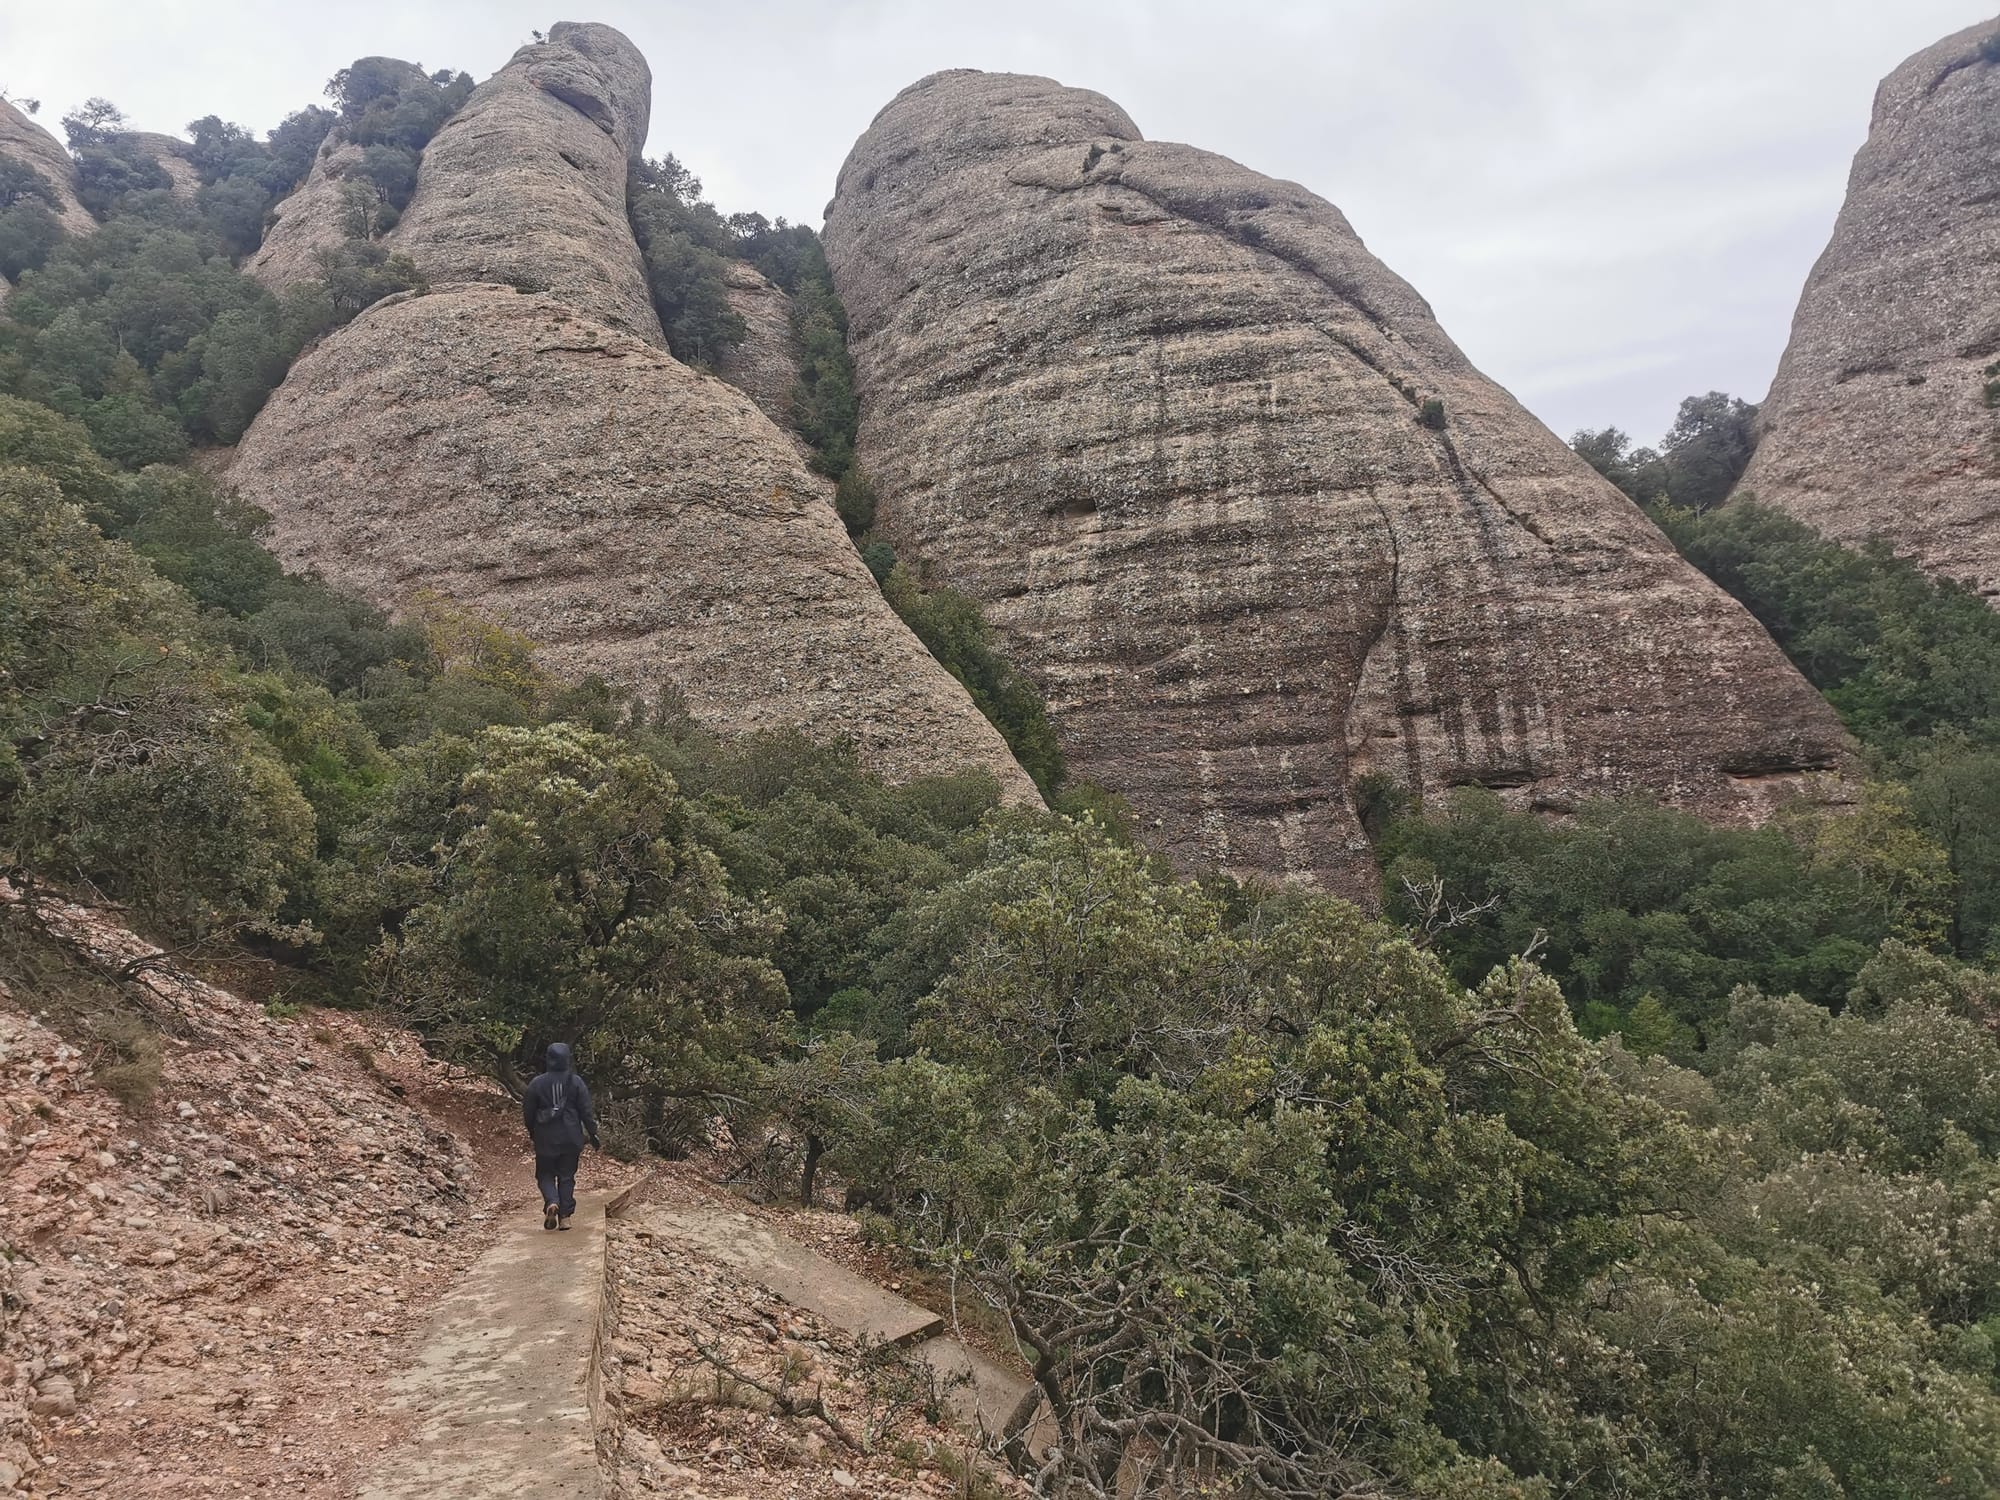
3, 70, 2000, 1500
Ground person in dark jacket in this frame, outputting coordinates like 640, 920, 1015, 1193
522, 1043, 600, 1230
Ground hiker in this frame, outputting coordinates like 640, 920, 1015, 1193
522, 1042, 600, 1230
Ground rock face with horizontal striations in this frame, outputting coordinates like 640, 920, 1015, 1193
232, 26, 1037, 802
230, 286, 1037, 799
391, 21, 663, 346
1741, 18, 2000, 601
824, 69, 1850, 893
0, 99, 95, 238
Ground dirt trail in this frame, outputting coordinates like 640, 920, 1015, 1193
2, 889, 1027, 1498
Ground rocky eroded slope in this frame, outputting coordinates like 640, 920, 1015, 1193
233, 26, 1037, 801
1741, 17, 2000, 600
0, 885, 496, 1496
824, 69, 1850, 891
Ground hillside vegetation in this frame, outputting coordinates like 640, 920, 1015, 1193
0, 72, 1998, 1500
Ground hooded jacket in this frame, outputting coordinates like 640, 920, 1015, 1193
523, 1043, 599, 1154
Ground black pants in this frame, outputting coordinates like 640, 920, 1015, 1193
535, 1145, 581, 1215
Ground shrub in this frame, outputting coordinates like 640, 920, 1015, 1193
628, 155, 745, 368
879, 564, 1066, 795
833, 465, 876, 535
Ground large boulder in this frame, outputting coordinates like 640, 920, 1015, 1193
230, 284, 1039, 801
824, 69, 1850, 892
390, 21, 663, 346
1741, 18, 2000, 600
0, 99, 94, 238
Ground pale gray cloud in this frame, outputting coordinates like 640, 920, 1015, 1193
3, 0, 1990, 444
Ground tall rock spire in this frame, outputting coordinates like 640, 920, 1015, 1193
230, 28, 1040, 804
392, 21, 664, 347
1741, 16, 2000, 602
824, 69, 1849, 892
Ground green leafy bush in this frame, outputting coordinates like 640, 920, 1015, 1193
627, 155, 745, 367
0, 464, 313, 935
331, 723, 791, 1118
1376, 784, 1952, 1028
879, 563, 1066, 794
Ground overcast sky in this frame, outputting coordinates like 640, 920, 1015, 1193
2, 0, 1989, 443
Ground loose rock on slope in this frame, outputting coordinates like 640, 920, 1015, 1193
824, 69, 1849, 892
1741, 16, 2000, 600
0, 883, 488, 1495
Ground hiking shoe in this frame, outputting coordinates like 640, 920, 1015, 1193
543, 1202, 559, 1230
557, 1213, 573, 1231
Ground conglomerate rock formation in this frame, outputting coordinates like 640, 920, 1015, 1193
824, 69, 1850, 891
247, 140, 368, 292
231, 286, 1037, 796
714, 260, 806, 441
232, 26, 1037, 801
391, 22, 664, 347
247, 57, 434, 294
0, 99, 95, 238
1741, 17, 2000, 601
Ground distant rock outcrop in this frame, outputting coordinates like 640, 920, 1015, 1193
391, 22, 663, 346
230, 285, 1038, 799
714, 261, 805, 442
248, 58, 434, 295
824, 69, 1850, 891
233, 24, 1038, 801
116, 131, 200, 197
1741, 18, 2000, 601
246, 137, 365, 292
0, 99, 95, 237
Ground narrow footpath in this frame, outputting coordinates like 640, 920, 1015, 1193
357, 1190, 618, 1500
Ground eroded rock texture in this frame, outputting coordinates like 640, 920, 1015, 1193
392, 22, 663, 346
825, 69, 1849, 891
232, 285, 1037, 799
0, 99, 95, 237
715, 261, 805, 442
239, 29, 1035, 798
1742, 18, 2000, 600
